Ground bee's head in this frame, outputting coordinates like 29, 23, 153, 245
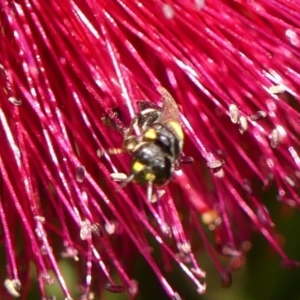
130, 143, 173, 186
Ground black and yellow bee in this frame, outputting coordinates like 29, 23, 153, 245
102, 87, 188, 201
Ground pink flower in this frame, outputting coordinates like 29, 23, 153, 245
1, 0, 300, 299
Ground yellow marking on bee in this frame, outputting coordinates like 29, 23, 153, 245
169, 121, 184, 140
145, 173, 156, 181
144, 128, 157, 140
132, 161, 145, 173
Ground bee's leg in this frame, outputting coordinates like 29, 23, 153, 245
147, 181, 153, 202
114, 173, 135, 191
97, 148, 124, 158
175, 156, 194, 170
123, 116, 138, 138
179, 156, 194, 165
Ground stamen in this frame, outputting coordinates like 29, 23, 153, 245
110, 172, 128, 182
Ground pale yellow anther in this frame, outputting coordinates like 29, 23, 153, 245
201, 210, 219, 225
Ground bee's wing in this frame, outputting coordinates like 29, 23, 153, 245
101, 107, 126, 135
137, 100, 160, 112
157, 87, 181, 124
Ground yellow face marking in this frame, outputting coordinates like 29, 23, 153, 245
145, 173, 156, 182
169, 121, 184, 140
144, 128, 157, 140
132, 161, 145, 173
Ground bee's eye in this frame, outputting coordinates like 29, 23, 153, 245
123, 136, 138, 152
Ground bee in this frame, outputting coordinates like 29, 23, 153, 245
101, 87, 189, 201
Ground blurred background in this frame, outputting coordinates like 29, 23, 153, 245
16, 187, 300, 300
